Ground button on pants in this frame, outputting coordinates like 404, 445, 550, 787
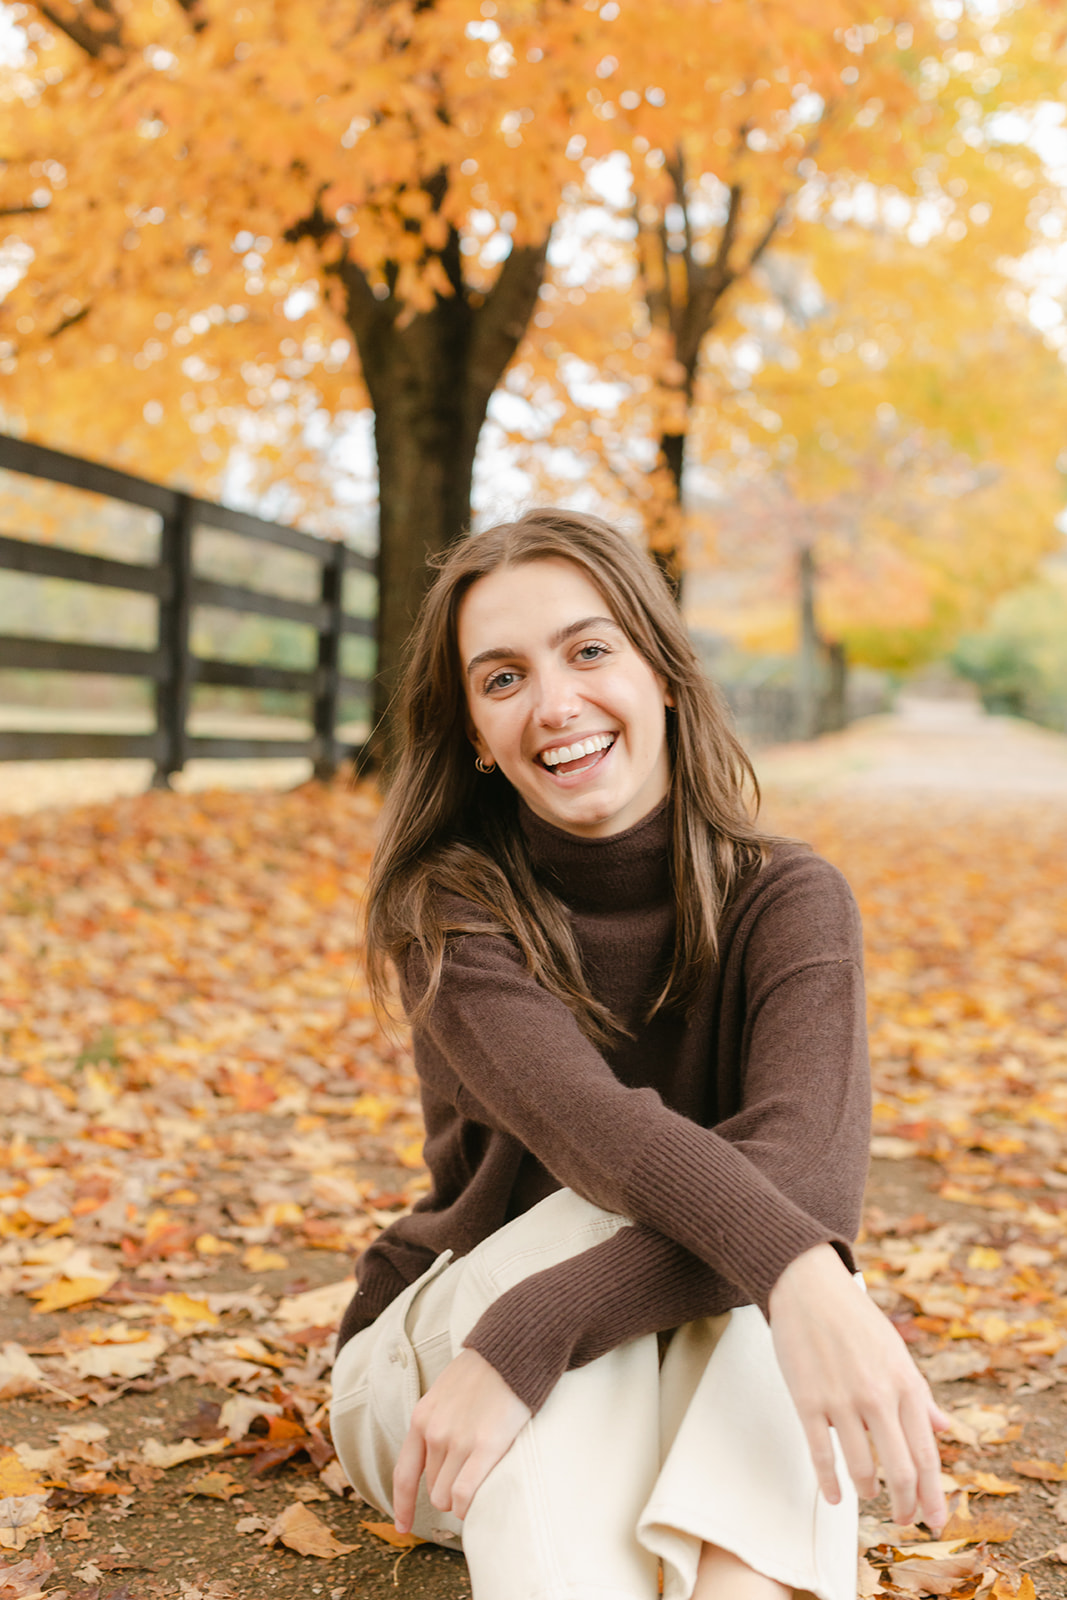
330, 1189, 858, 1600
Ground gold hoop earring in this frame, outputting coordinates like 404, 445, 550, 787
475, 755, 495, 774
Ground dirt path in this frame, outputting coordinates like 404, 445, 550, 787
753, 695, 1067, 799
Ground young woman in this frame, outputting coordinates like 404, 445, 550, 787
330, 509, 948, 1600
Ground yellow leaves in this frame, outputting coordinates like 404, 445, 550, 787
157, 1291, 218, 1333
262, 1502, 357, 1558
28, 1272, 117, 1314
0, 1454, 44, 1498
941, 1499, 1019, 1544
949, 1471, 1022, 1498
990, 1578, 1036, 1600
360, 1520, 425, 1550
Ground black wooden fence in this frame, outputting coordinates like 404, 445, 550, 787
0, 435, 375, 784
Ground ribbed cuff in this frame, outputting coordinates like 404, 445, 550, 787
625, 1122, 845, 1315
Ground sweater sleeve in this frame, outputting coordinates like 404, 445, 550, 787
404, 854, 871, 1411
463, 952, 871, 1410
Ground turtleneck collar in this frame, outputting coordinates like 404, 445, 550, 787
518, 796, 672, 913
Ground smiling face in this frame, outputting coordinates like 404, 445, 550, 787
458, 557, 673, 838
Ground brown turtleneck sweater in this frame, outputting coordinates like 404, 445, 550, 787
336, 801, 871, 1414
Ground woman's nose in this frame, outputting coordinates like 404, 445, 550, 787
534, 666, 580, 728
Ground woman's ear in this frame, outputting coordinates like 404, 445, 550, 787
467, 719, 490, 762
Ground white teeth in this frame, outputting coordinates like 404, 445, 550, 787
540, 734, 615, 767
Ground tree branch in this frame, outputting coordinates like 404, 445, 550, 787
465, 235, 550, 439
49, 305, 90, 338
36, 1, 123, 58
676, 180, 743, 377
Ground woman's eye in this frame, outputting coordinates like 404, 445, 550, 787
576, 642, 609, 663
485, 670, 518, 692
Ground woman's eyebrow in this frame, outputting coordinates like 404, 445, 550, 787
466, 617, 619, 679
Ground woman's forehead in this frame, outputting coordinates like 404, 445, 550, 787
458, 558, 616, 648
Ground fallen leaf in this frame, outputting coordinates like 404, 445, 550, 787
142, 1437, 230, 1469
319, 1460, 351, 1497
273, 1279, 355, 1329
888, 1550, 983, 1595
217, 1396, 282, 1440
235, 1513, 271, 1534
989, 1576, 1036, 1600
262, 1501, 357, 1558
65, 1332, 166, 1379
158, 1291, 219, 1332
187, 1470, 243, 1501
953, 1470, 1022, 1497
1011, 1456, 1067, 1482
72, 1561, 105, 1585
941, 1503, 1018, 1542
0, 1545, 55, 1600
920, 1347, 991, 1384
0, 1495, 53, 1551
0, 1344, 45, 1400
241, 1245, 289, 1272
945, 1404, 1017, 1447
0, 1456, 43, 1497
360, 1519, 425, 1550
28, 1273, 117, 1313
61, 1516, 93, 1540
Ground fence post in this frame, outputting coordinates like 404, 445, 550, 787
154, 494, 194, 788
313, 541, 346, 782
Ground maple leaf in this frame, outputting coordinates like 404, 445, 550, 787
261, 1501, 357, 1558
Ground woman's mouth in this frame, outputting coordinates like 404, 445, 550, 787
537, 733, 616, 777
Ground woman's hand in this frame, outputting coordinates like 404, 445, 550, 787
768, 1243, 951, 1532
392, 1348, 532, 1534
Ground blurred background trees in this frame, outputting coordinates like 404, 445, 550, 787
0, 0, 1065, 746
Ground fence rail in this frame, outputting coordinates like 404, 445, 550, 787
0, 435, 376, 784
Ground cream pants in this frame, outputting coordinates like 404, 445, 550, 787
329, 1189, 858, 1600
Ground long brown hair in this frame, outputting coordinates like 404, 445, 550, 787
366, 508, 774, 1043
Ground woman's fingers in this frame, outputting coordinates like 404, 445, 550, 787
798, 1412, 842, 1507
392, 1424, 427, 1534
828, 1408, 878, 1503
900, 1386, 948, 1532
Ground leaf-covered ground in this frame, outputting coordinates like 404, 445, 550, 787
2, 711, 1066, 1600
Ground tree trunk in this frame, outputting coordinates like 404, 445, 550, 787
338, 235, 549, 763
820, 640, 848, 734
796, 544, 821, 741
652, 430, 686, 600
